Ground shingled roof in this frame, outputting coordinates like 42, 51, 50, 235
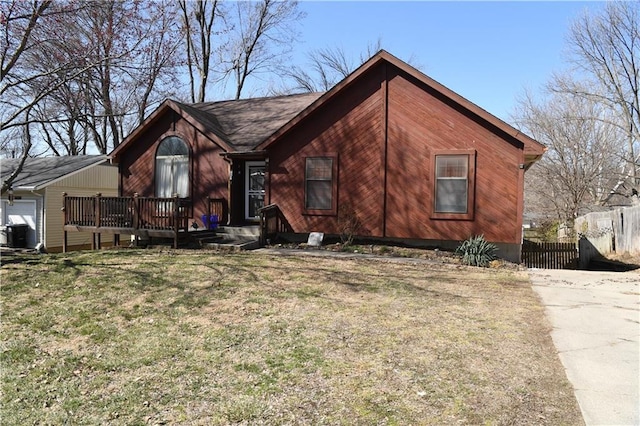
1, 155, 107, 190
188, 92, 324, 152
111, 92, 324, 158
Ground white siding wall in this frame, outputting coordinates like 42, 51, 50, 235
45, 164, 119, 251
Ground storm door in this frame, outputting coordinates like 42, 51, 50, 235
245, 161, 265, 220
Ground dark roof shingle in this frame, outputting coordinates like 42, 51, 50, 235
1, 155, 107, 189
188, 92, 324, 151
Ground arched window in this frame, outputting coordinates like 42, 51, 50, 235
155, 136, 189, 197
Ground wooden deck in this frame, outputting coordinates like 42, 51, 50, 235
62, 194, 194, 251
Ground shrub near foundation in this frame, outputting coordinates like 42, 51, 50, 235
456, 235, 498, 267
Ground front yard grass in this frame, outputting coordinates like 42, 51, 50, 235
0, 249, 583, 425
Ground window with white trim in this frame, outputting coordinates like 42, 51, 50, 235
155, 136, 189, 198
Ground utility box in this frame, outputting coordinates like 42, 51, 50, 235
6, 224, 29, 248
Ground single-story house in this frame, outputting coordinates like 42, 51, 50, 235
107, 50, 545, 261
1, 155, 118, 252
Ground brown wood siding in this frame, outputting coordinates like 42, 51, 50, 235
268, 63, 387, 236
385, 66, 522, 244
268, 62, 525, 245
119, 110, 229, 227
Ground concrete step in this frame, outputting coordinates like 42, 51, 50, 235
217, 226, 260, 239
201, 238, 261, 251
189, 226, 260, 251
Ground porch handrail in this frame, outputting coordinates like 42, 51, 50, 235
63, 193, 191, 233
258, 204, 292, 245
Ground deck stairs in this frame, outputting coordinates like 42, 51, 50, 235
189, 226, 261, 250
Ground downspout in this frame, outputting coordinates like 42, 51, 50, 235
516, 153, 526, 263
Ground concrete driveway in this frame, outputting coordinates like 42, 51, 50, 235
530, 269, 640, 426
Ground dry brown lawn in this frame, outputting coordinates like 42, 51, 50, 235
0, 249, 583, 425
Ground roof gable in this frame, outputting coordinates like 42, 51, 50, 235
110, 93, 323, 160
257, 50, 546, 165
110, 100, 235, 160
1, 155, 107, 190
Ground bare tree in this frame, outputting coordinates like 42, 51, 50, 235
178, 0, 222, 103
3, 0, 302, 165
514, 87, 626, 222
12, 0, 183, 155
1, 0, 53, 193
132, 1, 183, 125
61, 0, 182, 153
221, 0, 303, 99
278, 40, 392, 93
554, 1, 640, 197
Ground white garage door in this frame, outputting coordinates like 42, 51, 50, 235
2, 200, 37, 248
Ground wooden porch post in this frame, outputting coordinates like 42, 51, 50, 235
173, 193, 179, 249
259, 209, 265, 245
92, 193, 101, 250
95, 193, 102, 228
133, 193, 139, 247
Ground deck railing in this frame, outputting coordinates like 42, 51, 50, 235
206, 197, 227, 228
258, 204, 292, 245
62, 193, 191, 250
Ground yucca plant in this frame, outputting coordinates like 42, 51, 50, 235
455, 235, 498, 267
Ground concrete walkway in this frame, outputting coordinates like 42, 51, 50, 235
530, 269, 640, 426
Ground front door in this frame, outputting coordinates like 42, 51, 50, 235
245, 161, 265, 221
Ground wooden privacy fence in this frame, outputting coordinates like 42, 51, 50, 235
574, 205, 640, 265
63, 193, 191, 251
522, 240, 578, 269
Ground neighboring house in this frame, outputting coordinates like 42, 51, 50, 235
109, 50, 546, 261
0, 155, 118, 252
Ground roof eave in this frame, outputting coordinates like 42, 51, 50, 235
9, 186, 37, 192
221, 150, 267, 160
170, 101, 235, 152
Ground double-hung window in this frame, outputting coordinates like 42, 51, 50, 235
432, 150, 475, 220
304, 156, 337, 214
